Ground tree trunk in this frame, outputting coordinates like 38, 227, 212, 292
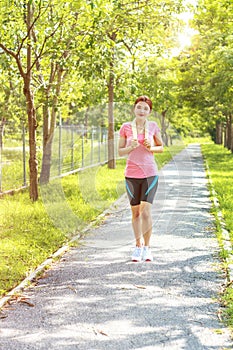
40, 138, 53, 184
40, 103, 53, 184
0, 119, 5, 149
215, 121, 222, 145
24, 80, 38, 200
40, 67, 63, 183
107, 51, 115, 169
226, 115, 232, 150
224, 117, 227, 148
84, 106, 89, 139
25, 2, 38, 201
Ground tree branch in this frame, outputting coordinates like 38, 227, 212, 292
17, 0, 44, 57
0, 43, 25, 78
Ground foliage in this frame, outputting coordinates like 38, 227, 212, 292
0, 0, 185, 124
175, 0, 233, 136
0, 0, 232, 141
0, 0, 187, 190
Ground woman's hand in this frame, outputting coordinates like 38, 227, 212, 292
143, 139, 151, 150
131, 139, 139, 149
143, 135, 164, 154
118, 137, 140, 156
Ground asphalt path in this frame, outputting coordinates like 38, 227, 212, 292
0, 144, 232, 349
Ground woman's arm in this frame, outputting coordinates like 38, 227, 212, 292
118, 136, 138, 156
143, 132, 164, 153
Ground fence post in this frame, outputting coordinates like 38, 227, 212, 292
22, 123, 27, 186
105, 129, 107, 162
82, 134, 84, 168
98, 126, 101, 163
91, 126, 94, 164
58, 117, 62, 175
71, 125, 74, 170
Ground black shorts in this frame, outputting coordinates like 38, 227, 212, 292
125, 176, 159, 206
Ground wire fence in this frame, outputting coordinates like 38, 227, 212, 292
0, 123, 120, 194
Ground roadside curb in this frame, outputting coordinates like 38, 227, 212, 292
205, 161, 233, 283
0, 193, 127, 312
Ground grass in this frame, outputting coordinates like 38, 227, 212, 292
0, 143, 185, 298
1, 148, 28, 190
200, 142, 233, 329
201, 143, 233, 243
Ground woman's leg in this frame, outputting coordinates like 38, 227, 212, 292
131, 202, 152, 247
140, 201, 152, 246
131, 204, 143, 247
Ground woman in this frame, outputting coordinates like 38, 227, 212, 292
118, 95, 163, 262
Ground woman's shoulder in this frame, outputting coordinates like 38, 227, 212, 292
120, 122, 132, 130
122, 121, 132, 127
149, 120, 159, 126
149, 120, 160, 132
119, 121, 132, 135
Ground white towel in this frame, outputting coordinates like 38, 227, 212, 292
131, 118, 149, 140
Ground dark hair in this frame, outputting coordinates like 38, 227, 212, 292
134, 95, 152, 111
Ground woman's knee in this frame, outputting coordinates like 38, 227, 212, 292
131, 205, 140, 219
141, 203, 152, 220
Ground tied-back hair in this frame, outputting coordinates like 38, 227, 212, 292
134, 95, 152, 111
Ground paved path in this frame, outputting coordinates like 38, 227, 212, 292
0, 144, 232, 349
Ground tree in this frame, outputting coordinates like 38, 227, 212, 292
36, 6, 91, 184
176, 0, 233, 145
0, 0, 200, 199
0, 54, 25, 148
0, 2, 40, 200
0, 0, 95, 195
86, 0, 184, 167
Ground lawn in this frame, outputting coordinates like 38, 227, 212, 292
201, 143, 233, 243
201, 142, 233, 329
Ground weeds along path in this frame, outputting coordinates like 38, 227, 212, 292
0, 144, 232, 349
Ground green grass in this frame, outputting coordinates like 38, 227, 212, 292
201, 142, 233, 329
1, 148, 29, 190
0, 193, 66, 295
184, 135, 212, 145
0, 143, 184, 299
201, 143, 233, 242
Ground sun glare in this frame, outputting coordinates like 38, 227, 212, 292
178, 27, 196, 49
170, 6, 198, 56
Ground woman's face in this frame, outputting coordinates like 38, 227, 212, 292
134, 101, 151, 120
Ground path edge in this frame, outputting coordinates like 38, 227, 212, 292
0, 193, 127, 311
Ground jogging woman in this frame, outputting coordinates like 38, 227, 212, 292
118, 95, 163, 262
